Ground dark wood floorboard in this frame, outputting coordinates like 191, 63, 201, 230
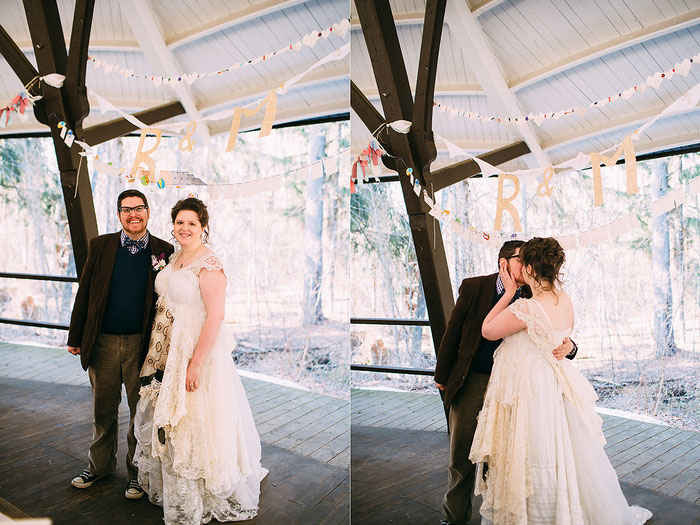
0, 374, 348, 524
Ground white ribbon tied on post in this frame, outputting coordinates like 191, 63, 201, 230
388, 120, 412, 134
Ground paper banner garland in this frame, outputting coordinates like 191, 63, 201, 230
494, 173, 522, 231
433, 52, 699, 128
353, 129, 700, 252
225, 90, 277, 153
0, 92, 32, 128
87, 19, 350, 88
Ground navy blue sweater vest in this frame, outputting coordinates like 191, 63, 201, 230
101, 244, 151, 335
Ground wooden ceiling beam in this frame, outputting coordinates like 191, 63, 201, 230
471, 0, 508, 17
119, 0, 211, 145
199, 63, 348, 114
64, 0, 95, 134
0, 24, 45, 124
432, 141, 530, 191
82, 100, 185, 146
445, 0, 551, 169
411, 0, 446, 177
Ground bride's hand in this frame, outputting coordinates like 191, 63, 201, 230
185, 362, 201, 392
499, 260, 517, 296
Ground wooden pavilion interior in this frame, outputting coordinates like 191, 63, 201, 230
1, 0, 700, 523
349, 0, 700, 523
0, 0, 348, 523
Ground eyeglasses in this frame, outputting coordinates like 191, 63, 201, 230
505, 254, 520, 260
119, 205, 148, 214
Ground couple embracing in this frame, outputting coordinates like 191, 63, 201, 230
67, 190, 267, 524
436, 238, 652, 524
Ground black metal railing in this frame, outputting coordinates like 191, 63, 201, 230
350, 317, 435, 376
0, 272, 77, 331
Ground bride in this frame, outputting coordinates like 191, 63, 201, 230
471, 237, 651, 524
134, 197, 267, 524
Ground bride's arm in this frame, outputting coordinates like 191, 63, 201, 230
482, 261, 526, 341
482, 300, 526, 341
185, 268, 226, 392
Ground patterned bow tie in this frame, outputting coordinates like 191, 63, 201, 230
121, 231, 149, 254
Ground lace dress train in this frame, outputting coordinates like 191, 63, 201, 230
134, 253, 267, 524
469, 299, 652, 525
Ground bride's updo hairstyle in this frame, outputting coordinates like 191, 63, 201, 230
519, 237, 565, 291
171, 197, 210, 243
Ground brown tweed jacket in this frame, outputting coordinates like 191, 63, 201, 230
67, 231, 174, 371
434, 273, 499, 412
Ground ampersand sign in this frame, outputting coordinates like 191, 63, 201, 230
536, 166, 555, 197
178, 121, 197, 152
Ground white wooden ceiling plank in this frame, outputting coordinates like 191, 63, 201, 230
478, 8, 537, 81
166, 0, 308, 50
542, 103, 700, 151
511, 7, 700, 91
490, 1, 557, 76
652, 0, 683, 18
597, 0, 639, 34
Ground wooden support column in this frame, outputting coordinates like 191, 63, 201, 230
355, 0, 453, 354
20, 0, 97, 276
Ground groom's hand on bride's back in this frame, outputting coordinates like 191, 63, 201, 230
552, 338, 574, 360
67, 346, 80, 355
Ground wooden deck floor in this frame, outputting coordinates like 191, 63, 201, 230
351, 388, 700, 524
0, 343, 348, 524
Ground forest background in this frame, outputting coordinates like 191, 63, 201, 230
351, 152, 700, 431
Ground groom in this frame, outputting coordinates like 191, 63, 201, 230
67, 189, 174, 499
435, 240, 577, 525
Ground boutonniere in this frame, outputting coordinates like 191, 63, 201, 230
151, 252, 167, 271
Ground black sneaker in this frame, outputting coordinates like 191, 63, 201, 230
125, 479, 145, 500
71, 468, 98, 488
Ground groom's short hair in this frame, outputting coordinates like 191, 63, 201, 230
117, 189, 149, 211
498, 240, 525, 261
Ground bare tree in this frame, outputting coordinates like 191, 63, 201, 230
302, 132, 325, 324
651, 158, 678, 357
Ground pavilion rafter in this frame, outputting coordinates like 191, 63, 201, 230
118, 0, 211, 145
199, 63, 349, 115
445, 0, 551, 169
350, 80, 394, 169
355, 0, 454, 353
432, 141, 530, 191
83, 101, 186, 146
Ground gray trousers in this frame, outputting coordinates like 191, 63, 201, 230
442, 372, 490, 525
87, 333, 142, 480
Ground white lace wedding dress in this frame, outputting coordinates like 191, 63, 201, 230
134, 252, 267, 524
470, 298, 652, 525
